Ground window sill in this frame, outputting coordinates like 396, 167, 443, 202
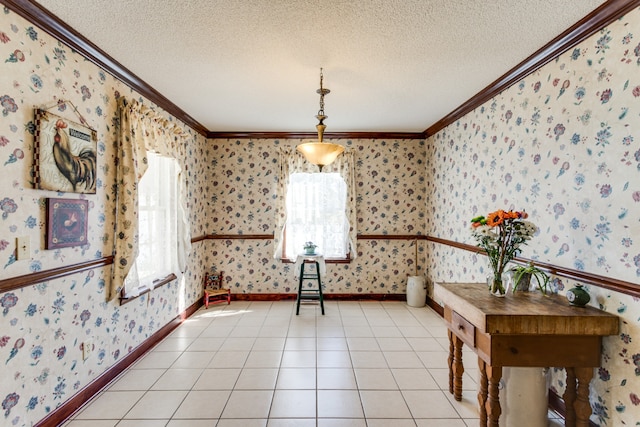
119, 273, 177, 305
281, 257, 351, 264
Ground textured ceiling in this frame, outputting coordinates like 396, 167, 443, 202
34, 0, 606, 133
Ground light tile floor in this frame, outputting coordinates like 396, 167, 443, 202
65, 300, 565, 427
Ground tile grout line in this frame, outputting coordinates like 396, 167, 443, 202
67, 301, 480, 426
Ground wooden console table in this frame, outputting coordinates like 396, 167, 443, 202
434, 282, 619, 427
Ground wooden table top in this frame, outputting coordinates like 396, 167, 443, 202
435, 282, 619, 336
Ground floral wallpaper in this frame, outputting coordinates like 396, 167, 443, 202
207, 138, 427, 293
206, 237, 423, 295
2, 0, 638, 426
425, 6, 640, 426
0, 5, 428, 426
0, 6, 210, 426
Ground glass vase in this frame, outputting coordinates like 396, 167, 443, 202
504, 270, 533, 292
487, 271, 509, 297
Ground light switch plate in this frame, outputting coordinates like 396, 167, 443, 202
16, 236, 30, 260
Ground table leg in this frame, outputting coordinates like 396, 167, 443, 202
448, 330, 454, 394
485, 364, 502, 427
452, 334, 464, 401
478, 358, 488, 427
564, 367, 577, 427
575, 367, 594, 427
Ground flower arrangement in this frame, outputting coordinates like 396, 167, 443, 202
303, 241, 317, 254
471, 209, 537, 296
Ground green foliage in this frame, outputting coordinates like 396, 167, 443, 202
509, 262, 550, 294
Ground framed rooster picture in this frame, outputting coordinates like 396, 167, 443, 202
34, 109, 97, 194
45, 198, 88, 249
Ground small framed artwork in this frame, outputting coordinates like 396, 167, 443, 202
34, 108, 97, 194
46, 198, 89, 249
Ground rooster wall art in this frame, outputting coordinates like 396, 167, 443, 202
34, 109, 97, 194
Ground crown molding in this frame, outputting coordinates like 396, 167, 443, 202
4, 0, 638, 138
2, 0, 210, 136
424, 0, 640, 137
207, 131, 426, 140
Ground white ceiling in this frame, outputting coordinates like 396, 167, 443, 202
34, 0, 606, 133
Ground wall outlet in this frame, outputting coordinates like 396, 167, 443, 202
16, 236, 30, 260
82, 339, 93, 360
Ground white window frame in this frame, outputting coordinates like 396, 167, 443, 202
284, 172, 349, 260
123, 152, 180, 297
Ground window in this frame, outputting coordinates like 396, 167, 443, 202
284, 172, 349, 259
124, 152, 180, 296
273, 148, 356, 263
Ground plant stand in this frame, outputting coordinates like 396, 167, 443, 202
294, 255, 325, 315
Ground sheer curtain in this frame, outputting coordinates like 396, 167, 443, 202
111, 97, 192, 301
274, 146, 357, 259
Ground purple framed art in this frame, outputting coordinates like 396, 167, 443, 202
45, 198, 88, 249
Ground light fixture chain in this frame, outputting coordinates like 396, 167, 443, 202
317, 68, 330, 118
318, 68, 325, 115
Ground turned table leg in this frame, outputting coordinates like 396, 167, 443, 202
478, 358, 488, 427
448, 329, 454, 395
451, 333, 464, 401
564, 367, 577, 427
485, 364, 502, 427
575, 367, 594, 427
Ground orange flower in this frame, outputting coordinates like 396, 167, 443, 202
504, 210, 519, 220
486, 210, 504, 226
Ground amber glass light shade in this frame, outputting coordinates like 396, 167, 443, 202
296, 141, 344, 170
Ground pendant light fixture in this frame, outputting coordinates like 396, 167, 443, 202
296, 68, 344, 171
